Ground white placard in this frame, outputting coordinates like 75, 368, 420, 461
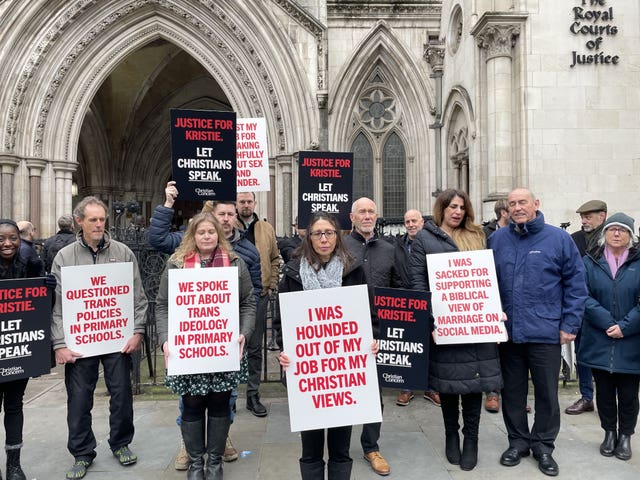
237, 117, 270, 192
167, 267, 239, 376
426, 249, 507, 345
279, 284, 382, 432
61, 263, 134, 357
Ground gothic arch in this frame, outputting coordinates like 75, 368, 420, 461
329, 20, 434, 211
1, 0, 318, 165
442, 85, 477, 197
330, 20, 434, 158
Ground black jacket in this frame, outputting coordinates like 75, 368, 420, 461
344, 231, 403, 336
408, 220, 502, 394
274, 257, 366, 348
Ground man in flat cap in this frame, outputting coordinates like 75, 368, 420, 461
565, 200, 607, 416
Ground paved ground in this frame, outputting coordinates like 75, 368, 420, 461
16, 364, 640, 479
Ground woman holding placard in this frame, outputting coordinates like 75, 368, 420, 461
0, 219, 48, 480
579, 213, 640, 460
156, 212, 255, 480
407, 189, 502, 471
276, 212, 374, 480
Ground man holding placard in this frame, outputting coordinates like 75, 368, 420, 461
51, 196, 148, 480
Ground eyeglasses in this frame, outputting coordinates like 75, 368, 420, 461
309, 230, 337, 240
606, 227, 630, 235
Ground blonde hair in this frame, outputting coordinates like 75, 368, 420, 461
170, 212, 234, 267
433, 189, 485, 252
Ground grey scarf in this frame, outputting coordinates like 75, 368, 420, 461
299, 255, 344, 290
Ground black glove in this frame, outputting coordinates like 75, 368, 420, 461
44, 274, 57, 290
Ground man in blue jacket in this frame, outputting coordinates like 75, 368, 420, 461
488, 188, 587, 477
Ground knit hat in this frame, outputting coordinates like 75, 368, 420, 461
603, 212, 635, 235
576, 200, 607, 214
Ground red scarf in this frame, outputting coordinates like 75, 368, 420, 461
183, 247, 230, 269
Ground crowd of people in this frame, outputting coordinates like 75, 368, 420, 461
2, 185, 640, 480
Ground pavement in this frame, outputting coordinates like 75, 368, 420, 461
16, 363, 640, 480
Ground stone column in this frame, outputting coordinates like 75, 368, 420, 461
278, 155, 293, 235
472, 15, 526, 198
52, 161, 76, 219
0, 155, 20, 219
424, 41, 445, 197
26, 158, 47, 233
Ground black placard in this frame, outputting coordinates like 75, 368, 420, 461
374, 287, 431, 390
170, 109, 237, 201
0, 277, 51, 382
297, 151, 353, 230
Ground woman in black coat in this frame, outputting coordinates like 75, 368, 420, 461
276, 212, 375, 480
408, 189, 503, 471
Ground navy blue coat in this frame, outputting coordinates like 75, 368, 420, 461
488, 212, 587, 344
147, 204, 262, 301
578, 247, 640, 374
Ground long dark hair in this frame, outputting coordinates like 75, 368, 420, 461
298, 212, 353, 272
433, 188, 484, 251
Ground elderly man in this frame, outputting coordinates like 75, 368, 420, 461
51, 196, 148, 480
488, 188, 587, 477
17, 220, 44, 275
392, 209, 441, 408
236, 192, 280, 418
344, 197, 402, 476
565, 200, 607, 416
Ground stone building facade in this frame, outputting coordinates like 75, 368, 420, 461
0, 0, 638, 237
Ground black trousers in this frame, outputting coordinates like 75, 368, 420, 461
301, 426, 352, 465
499, 342, 561, 455
246, 294, 267, 398
65, 352, 134, 459
592, 368, 640, 435
0, 378, 28, 446
441, 392, 482, 438
360, 388, 384, 454
182, 390, 232, 421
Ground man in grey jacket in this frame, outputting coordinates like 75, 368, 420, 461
51, 196, 148, 480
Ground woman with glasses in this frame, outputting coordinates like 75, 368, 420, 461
275, 212, 375, 480
408, 189, 502, 471
579, 212, 640, 461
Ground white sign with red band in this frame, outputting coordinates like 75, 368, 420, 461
62, 262, 134, 357
237, 117, 269, 192
279, 284, 382, 432
426, 249, 507, 345
167, 267, 239, 376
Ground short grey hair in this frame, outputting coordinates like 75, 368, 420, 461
58, 214, 74, 230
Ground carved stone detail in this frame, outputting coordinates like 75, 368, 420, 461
424, 44, 445, 73
475, 24, 521, 61
8, 0, 288, 155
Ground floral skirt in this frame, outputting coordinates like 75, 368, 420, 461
165, 353, 249, 396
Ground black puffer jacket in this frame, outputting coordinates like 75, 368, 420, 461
408, 220, 502, 394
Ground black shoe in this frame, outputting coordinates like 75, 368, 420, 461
246, 394, 268, 417
614, 434, 632, 460
533, 452, 559, 477
460, 437, 478, 471
600, 430, 617, 457
445, 432, 461, 465
500, 447, 530, 467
